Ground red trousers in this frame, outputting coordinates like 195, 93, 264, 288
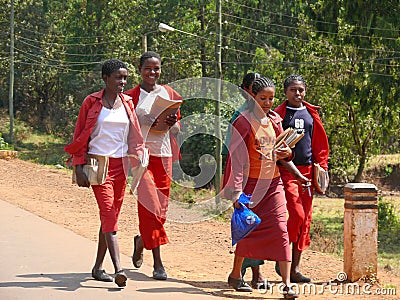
92, 157, 127, 233
280, 164, 313, 251
137, 156, 172, 250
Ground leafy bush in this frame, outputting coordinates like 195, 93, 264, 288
378, 196, 400, 230
0, 133, 13, 150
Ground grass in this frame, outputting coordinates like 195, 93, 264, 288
311, 195, 400, 276
367, 154, 400, 168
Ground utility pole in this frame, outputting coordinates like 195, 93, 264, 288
142, 35, 147, 52
8, 0, 15, 144
214, 0, 222, 201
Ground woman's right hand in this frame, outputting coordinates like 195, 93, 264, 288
140, 114, 159, 127
233, 200, 241, 209
75, 165, 90, 188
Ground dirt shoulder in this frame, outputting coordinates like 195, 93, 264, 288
1, 158, 399, 299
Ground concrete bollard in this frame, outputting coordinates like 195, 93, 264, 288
343, 183, 378, 282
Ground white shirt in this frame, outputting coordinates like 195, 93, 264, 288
135, 86, 172, 157
88, 105, 129, 158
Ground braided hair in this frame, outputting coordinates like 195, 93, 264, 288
247, 77, 276, 111
139, 51, 161, 67
283, 74, 307, 92
102, 59, 127, 77
251, 77, 275, 95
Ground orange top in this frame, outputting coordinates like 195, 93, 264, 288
245, 116, 280, 179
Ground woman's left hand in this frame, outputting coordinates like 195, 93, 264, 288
165, 114, 178, 127
275, 142, 292, 160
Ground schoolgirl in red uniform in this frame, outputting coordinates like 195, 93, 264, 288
223, 77, 298, 298
274, 74, 329, 283
65, 59, 145, 288
124, 51, 182, 281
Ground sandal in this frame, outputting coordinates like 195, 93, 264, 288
251, 279, 270, 290
227, 276, 252, 292
132, 235, 144, 268
282, 285, 299, 299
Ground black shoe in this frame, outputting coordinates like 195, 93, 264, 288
132, 235, 144, 268
152, 267, 168, 280
91, 269, 113, 282
282, 285, 299, 299
227, 276, 252, 292
291, 272, 311, 283
114, 270, 127, 287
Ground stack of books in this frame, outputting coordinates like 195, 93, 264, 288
274, 127, 305, 149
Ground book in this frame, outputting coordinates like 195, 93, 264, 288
72, 155, 109, 186
313, 163, 329, 194
274, 127, 305, 149
149, 95, 182, 132
130, 148, 149, 194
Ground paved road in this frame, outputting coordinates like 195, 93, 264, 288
0, 199, 216, 300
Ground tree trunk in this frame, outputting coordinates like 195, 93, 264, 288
353, 152, 367, 182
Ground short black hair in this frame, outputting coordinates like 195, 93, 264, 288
139, 51, 161, 67
102, 59, 127, 77
283, 74, 307, 91
252, 77, 275, 95
240, 72, 261, 89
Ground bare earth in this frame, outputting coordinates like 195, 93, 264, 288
1, 158, 399, 299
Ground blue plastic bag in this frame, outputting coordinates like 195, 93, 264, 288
231, 193, 261, 246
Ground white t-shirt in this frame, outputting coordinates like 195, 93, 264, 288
88, 104, 130, 158
135, 86, 172, 157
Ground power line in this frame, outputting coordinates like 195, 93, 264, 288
15, 47, 102, 66
16, 38, 111, 58
227, 0, 400, 33
16, 35, 111, 46
16, 60, 96, 73
221, 11, 399, 42
223, 21, 400, 55
162, 55, 400, 66
16, 26, 109, 40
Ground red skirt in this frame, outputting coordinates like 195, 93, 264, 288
235, 176, 291, 261
137, 156, 172, 250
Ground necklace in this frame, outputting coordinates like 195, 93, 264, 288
103, 95, 119, 109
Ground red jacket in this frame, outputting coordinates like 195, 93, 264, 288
64, 90, 144, 166
274, 100, 329, 170
124, 84, 182, 162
